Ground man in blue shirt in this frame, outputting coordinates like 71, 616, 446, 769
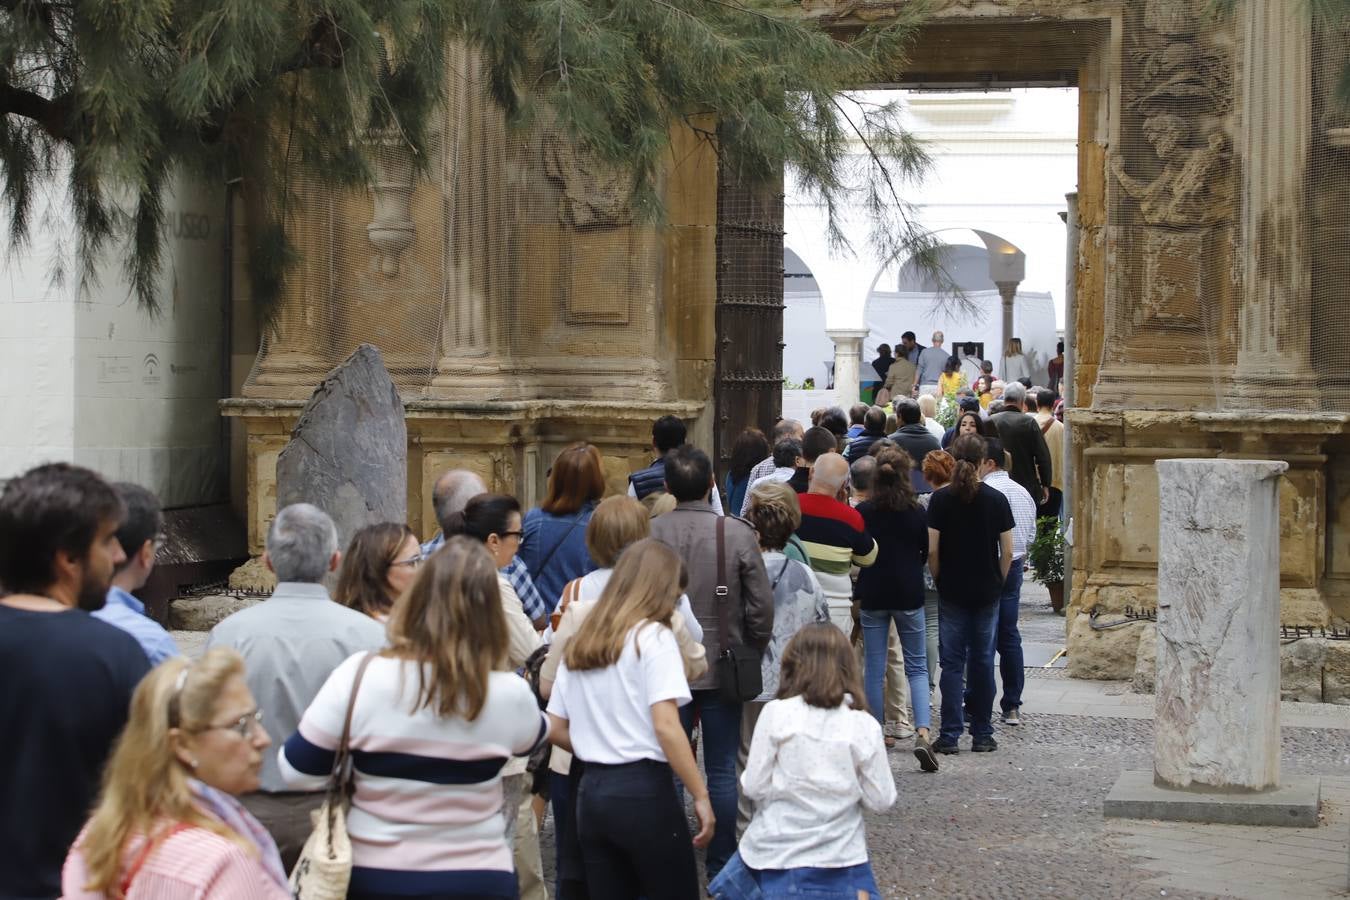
94, 483, 180, 665
422, 468, 548, 626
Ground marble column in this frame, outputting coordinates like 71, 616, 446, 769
1234, 0, 1314, 404
995, 281, 1019, 362
1153, 458, 1288, 792
827, 329, 869, 408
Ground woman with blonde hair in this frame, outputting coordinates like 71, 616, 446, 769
1003, 337, 1031, 384
540, 497, 706, 898
63, 648, 288, 898
280, 537, 549, 899
335, 521, 421, 621
547, 538, 712, 899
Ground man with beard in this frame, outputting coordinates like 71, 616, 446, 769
0, 463, 151, 899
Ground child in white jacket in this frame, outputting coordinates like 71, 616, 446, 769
710, 622, 896, 900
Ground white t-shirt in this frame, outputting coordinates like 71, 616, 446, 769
547, 622, 691, 764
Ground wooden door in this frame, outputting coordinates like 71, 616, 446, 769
714, 166, 785, 479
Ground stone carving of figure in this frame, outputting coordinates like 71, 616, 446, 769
1110, 114, 1233, 227
1131, 42, 1229, 113
544, 136, 632, 228
1144, 0, 1201, 36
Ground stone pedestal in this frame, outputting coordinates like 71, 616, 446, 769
1104, 458, 1320, 827
827, 329, 868, 409
1152, 458, 1286, 791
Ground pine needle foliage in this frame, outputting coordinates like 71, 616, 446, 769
1, 0, 940, 320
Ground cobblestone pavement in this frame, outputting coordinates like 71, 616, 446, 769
537, 586, 1350, 899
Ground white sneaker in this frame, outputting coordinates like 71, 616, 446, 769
1001, 708, 1022, 726
885, 721, 916, 740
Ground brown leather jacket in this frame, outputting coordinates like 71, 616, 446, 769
650, 501, 774, 691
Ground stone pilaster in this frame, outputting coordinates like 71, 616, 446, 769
1233, 0, 1315, 407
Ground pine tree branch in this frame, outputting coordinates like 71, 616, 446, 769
0, 83, 73, 142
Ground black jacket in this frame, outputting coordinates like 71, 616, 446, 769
990, 410, 1053, 503
888, 424, 942, 492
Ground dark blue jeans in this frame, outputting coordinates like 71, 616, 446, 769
679, 689, 742, 879
939, 601, 998, 742
995, 562, 1025, 714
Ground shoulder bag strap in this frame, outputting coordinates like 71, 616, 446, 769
329, 653, 376, 809
715, 516, 730, 657
1040, 416, 1054, 435
559, 578, 580, 616
119, 822, 195, 896
534, 512, 585, 576
770, 556, 792, 591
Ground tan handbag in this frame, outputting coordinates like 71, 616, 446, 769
289, 653, 375, 899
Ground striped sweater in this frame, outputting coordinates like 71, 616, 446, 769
279, 654, 547, 898
796, 493, 878, 576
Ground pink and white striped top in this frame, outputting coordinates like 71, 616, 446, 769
62, 824, 289, 899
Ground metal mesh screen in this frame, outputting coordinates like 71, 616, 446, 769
243, 44, 689, 407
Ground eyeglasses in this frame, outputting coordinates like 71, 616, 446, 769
203, 708, 264, 740
389, 553, 424, 569
498, 530, 523, 539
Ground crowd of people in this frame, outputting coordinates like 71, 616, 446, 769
0, 350, 1065, 899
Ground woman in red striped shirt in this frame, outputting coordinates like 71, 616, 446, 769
63, 648, 288, 899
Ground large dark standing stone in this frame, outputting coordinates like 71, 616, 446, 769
275, 344, 407, 555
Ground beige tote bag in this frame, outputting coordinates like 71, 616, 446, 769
289, 653, 374, 899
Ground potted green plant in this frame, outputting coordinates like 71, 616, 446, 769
1027, 516, 1066, 614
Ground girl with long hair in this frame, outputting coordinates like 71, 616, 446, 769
709, 623, 895, 900
918, 449, 956, 688
925, 434, 1015, 755
521, 443, 605, 612
335, 522, 421, 621
937, 355, 964, 396
854, 447, 938, 772
280, 537, 549, 899
546, 539, 713, 899
539, 497, 707, 899
63, 648, 288, 898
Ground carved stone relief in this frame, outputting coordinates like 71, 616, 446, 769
366, 130, 418, 276
1110, 116, 1233, 228
544, 136, 633, 227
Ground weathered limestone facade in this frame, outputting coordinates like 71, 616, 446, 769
226, 0, 1350, 685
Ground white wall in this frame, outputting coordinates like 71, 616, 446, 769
784, 88, 1078, 336
1, 172, 227, 506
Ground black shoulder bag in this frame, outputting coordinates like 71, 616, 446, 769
713, 516, 764, 703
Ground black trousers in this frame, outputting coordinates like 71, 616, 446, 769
1039, 486, 1063, 521
575, 759, 697, 900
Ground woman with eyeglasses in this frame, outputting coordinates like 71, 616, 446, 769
335, 522, 422, 621
63, 648, 288, 898
280, 538, 551, 900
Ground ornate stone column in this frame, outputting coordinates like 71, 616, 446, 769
1234, 0, 1316, 406
827, 329, 868, 408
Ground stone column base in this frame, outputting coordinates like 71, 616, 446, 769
1104, 770, 1320, 828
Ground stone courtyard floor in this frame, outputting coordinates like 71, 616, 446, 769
179, 582, 1350, 897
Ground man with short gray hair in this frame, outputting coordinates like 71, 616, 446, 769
207, 502, 385, 868
912, 331, 950, 397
